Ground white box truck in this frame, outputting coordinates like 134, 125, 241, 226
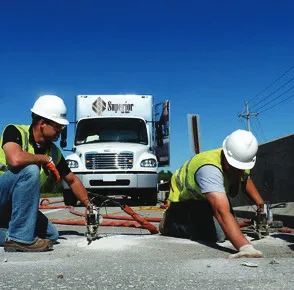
61, 95, 170, 206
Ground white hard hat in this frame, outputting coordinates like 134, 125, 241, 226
222, 129, 258, 170
31, 95, 69, 125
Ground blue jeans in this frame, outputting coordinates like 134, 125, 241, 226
162, 200, 226, 243
0, 165, 59, 245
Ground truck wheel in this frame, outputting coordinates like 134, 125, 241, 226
63, 189, 78, 206
143, 189, 158, 206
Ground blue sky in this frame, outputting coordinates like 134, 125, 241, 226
1, 0, 294, 172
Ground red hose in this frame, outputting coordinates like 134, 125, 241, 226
102, 214, 161, 223
39, 198, 159, 234
278, 228, 294, 233
122, 205, 158, 234
40, 198, 64, 206
45, 199, 294, 235
50, 219, 145, 228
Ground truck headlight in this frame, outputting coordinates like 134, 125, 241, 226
140, 158, 157, 167
66, 160, 79, 168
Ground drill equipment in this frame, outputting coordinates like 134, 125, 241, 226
85, 202, 100, 244
250, 203, 275, 239
89, 192, 159, 234
252, 204, 269, 239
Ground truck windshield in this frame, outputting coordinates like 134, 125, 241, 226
75, 118, 148, 145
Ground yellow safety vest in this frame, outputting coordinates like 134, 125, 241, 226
0, 124, 62, 186
168, 148, 249, 203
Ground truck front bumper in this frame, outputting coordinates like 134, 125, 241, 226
63, 172, 158, 190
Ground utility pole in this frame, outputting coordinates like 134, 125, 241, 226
238, 101, 258, 131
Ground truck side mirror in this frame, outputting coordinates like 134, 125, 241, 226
60, 127, 68, 149
155, 122, 163, 148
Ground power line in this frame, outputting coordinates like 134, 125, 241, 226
259, 92, 294, 114
248, 64, 294, 105
250, 120, 260, 142
250, 75, 294, 110
238, 65, 294, 132
237, 116, 248, 130
255, 117, 267, 142
254, 83, 294, 112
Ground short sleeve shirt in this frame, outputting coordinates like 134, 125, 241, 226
194, 165, 225, 194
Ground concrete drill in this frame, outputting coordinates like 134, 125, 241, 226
85, 202, 101, 244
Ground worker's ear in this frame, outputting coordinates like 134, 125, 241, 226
39, 119, 47, 129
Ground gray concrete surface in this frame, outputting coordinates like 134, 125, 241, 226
0, 198, 293, 290
1, 232, 294, 290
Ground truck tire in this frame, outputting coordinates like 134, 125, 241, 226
63, 189, 78, 206
141, 189, 158, 206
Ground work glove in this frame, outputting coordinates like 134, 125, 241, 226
228, 244, 263, 259
44, 157, 60, 183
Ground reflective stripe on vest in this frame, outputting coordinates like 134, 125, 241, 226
183, 158, 205, 200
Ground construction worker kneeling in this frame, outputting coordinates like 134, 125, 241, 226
0, 95, 92, 252
159, 129, 267, 259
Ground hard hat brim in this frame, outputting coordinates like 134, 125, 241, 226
31, 108, 69, 125
223, 149, 256, 170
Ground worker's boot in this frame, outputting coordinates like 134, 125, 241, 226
4, 238, 53, 252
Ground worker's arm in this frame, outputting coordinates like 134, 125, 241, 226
206, 191, 250, 250
3, 142, 50, 167
63, 172, 90, 207
245, 178, 264, 205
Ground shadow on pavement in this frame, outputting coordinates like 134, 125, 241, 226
58, 230, 85, 237
196, 241, 236, 254
271, 233, 294, 243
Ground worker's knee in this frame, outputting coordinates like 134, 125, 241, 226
21, 165, 40, 182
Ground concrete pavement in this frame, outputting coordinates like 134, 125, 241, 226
0, 198, 294, 289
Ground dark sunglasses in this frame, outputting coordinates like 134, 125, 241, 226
47, 121, 66, 132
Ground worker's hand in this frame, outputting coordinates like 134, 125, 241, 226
228, 244, 263, 259
44, 157, 60, 183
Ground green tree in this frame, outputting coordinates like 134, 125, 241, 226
158, 170, 173, 182
41, 175, 64, 194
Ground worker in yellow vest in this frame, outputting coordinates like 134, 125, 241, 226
0, 95, 91, 252
159, 129, 267, 259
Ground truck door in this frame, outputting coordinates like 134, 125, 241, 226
154, 100, 170, 167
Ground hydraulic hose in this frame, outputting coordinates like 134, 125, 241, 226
39, 198, 159, 234
40, 198, 292, 236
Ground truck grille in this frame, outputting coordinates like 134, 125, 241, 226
85, 152, 134, 170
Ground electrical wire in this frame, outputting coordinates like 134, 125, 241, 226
248, 65, 294, 105
250, 120, 259, 140
255, 117, 267, 142
254, 83, 294, 112
258, 92, 294, 114
250, 76, 294, 110
255, 86, 294, 111
237, 116, 248, 130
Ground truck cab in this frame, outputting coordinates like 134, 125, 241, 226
61, 95, 170, 206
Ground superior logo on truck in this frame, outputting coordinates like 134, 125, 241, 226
92, 97, 134, 115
